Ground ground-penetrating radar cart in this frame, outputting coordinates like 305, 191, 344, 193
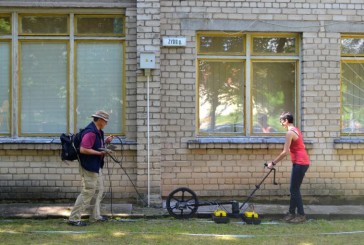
165, 163, 278, 224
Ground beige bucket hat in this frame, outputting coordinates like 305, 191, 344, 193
91, 110, 109, 122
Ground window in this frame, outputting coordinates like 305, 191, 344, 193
252, 35, 298, 55
19, 41, 68, 135
198, 60, 245, 134
0, 15, 11, 136
251, 60, 297, 134
0, 41, 11, 135
341, 35, 364, 135
0, 15, 11, 35
19, 15, 69, 35
75, 15, 124, 36
5, 12, 125, 137
197, 32, 299, 136
198, 33, 245, 55
75, 41, 123, 133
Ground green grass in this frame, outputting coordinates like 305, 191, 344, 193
1, 218, 364, 245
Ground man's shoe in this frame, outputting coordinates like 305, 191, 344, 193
97, 216, 108, 222
282, 212, 295, 222
90, 216, 108, 223
68, 220, 87, 227
289, 214, 306, 223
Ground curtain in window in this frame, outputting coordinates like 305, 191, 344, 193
76, 42, 123, 133
20, 42, 68, 135
0, 42, 10, 134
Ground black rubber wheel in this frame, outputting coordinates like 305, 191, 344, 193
166, 187, 199, 219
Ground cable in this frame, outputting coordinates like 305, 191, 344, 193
105, 156, 114, 218
105, 136, 148, 207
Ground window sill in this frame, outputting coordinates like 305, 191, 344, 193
0, 137, 137, 150
334, 137, 364, 149
0, 137, 60, 144
187, 137, 313, 149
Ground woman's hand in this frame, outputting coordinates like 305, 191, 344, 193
267, 162, 275, 169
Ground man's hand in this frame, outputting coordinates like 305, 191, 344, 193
99, 150, 109, 156
80, 146, 109, 156
105, 135, 114, 144
98, 148, 113, 155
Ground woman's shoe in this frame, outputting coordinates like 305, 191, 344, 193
289, 215, 306, 223
282, 212, 295, 222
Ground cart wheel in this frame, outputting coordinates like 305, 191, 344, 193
166, 187, 199, 219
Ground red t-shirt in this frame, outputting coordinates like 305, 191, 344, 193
289, 127, 310, 165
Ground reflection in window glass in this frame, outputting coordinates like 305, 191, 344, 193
0, 42, 10, 134
341, 38, 364, 55
341, 62, 364, 134
0, 16, 11, 34
76, 16, 124, 35
20, 42, 68, 134
19, 15, 68, 35
199, 35, 244, 54
76, 42, 123, 134
253, 37, 296, 54
198, 60, 244, 134
251, 62, 296, 134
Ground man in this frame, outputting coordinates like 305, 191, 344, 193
257, 113, 276, 133
267, 112, 310, 223
68, 110, 113, 226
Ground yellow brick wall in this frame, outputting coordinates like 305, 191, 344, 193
0, 144, 138, 201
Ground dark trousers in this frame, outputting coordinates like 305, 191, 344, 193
289, 164, 309, 215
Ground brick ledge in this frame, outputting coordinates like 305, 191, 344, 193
0, 137, 137, 150
334, 138, 364, 149
187, 137, 313, 149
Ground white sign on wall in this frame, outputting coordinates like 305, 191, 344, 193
162, 37, 187, 47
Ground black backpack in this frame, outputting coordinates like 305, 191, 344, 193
60, 129, 85, 161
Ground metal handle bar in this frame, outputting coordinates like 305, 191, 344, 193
239, 163, 278, 210
263, 163, 278, 186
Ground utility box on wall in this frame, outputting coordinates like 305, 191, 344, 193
140, 52, 156, 69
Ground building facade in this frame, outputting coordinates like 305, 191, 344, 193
1, 0, 364, 205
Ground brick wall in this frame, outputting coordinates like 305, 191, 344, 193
135, 0, 162, 204
0, 144, 138, 201
1, 0, 364, 204
159, 0, 364, 204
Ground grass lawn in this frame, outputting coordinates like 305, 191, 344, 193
1, 217, 364, 245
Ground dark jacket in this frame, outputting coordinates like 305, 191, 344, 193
79, 122, 105, 173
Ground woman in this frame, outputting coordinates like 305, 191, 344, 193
267, 112, 310, 223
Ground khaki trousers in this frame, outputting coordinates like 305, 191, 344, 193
69, 165, 104, 222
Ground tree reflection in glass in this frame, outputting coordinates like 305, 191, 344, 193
198, 60, 244, 134
251, 61, 296, 134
